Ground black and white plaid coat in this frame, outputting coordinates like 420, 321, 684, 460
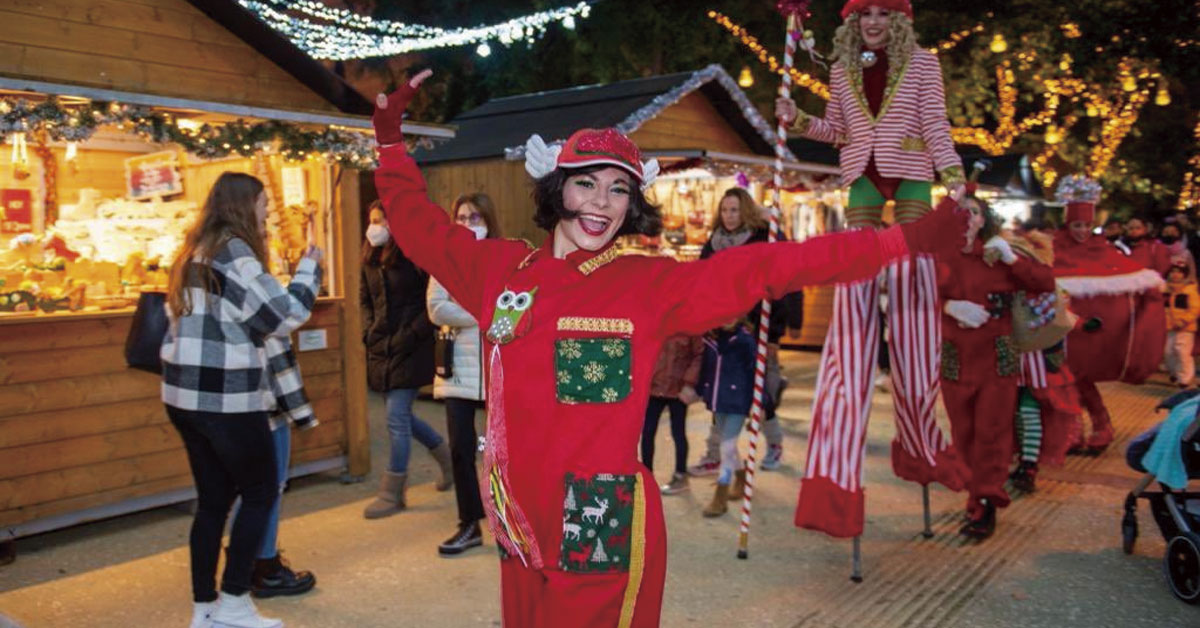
161, 237, 321, 416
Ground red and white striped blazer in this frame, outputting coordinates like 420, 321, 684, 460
797, 48, 963, 188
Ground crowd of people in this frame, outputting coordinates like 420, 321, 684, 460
150, 1, 1189, 626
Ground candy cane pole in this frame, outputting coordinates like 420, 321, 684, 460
737, 11, 798, 560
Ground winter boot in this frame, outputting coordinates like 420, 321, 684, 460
960, 499, 996, 541
251, 552, 315, 598
438, 521, 484, 556
1009, 461, 1039, 493
1084, 411, 1114, 455
727, 468, 747, 501
702, 483, 730, 517
190, 601, 217, 628
362, 471, 407, 519
429, 442, 454, 491
209, 592, 282, 628
660, 472, 690, 495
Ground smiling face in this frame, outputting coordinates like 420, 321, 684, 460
719, 195, 743, 232
552, 166, 633, 257
1069, 220, 1092, 243
859, 6, 891, 50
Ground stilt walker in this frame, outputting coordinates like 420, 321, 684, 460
775, 0, 968, 542
736, 0, 808, 560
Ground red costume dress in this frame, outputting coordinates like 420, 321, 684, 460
375, 142, 930, 627
938, 240, 1055, 516
1053, 227, 1165, 447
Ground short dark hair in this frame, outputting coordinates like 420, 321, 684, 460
1103, 216, 1124, 228
531, 165, 662, 237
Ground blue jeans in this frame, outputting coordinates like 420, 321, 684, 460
714, 413, 745, 485
257, 425, 290, 559
386, 388, 444, 473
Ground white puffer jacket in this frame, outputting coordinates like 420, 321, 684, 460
426, 278, 485, 401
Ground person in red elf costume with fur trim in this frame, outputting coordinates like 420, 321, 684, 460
936, 192, 1056, 539
372, 70, 969, 628
1051, 175, 1165, 455
776, 0, 968, 539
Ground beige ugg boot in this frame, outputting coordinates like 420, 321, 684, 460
429, 442, 454, 491
362, 471, 407, 519
702, 483, 729, 517
727, 468, 747, 501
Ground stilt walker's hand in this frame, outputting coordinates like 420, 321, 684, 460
898, 193, 970, 256
373, 69, 433, 146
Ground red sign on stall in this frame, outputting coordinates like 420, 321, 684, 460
125, 151, 184, 200
1, 188, 33, 233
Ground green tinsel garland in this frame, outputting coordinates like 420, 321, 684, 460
0, 96, 379, 168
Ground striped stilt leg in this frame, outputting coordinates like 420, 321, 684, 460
795, 278, 881, 538
885, 255, 965, 491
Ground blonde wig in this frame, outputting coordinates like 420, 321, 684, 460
830, 11, 918, 73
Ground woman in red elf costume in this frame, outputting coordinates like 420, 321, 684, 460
1051, 176, 1165, 454
776, 0, 967, 538
372, 71, 967, 628
937, 193, 1056, 539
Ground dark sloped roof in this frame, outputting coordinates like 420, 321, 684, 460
414, 66, 780, 165
186, 0, 373, 115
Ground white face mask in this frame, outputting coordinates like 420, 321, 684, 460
366, 223, 390, 247
468, 225, 488, 240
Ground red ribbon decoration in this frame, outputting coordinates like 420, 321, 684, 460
775, 0, 812, 18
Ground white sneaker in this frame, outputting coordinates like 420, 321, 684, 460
761, 445, 783, 470
210, 592, 282, 628
190, 601, 217, 628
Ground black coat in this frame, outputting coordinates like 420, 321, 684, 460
360, 243, 435, 392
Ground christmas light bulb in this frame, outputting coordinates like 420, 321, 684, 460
1156, 84, 1171, 106
737, 66, 754, 88
476, 42, 491, 57
990, 33, 1008, 53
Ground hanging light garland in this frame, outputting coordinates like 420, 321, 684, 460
0, 96, 384, 168
707, 11, 830, 99
1178, 121, 1200, 209
237, 0, 592, 60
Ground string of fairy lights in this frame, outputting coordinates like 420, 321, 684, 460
237, 0, 592, 60
706, 11, 1188, 197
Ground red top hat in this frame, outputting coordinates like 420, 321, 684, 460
1065, 202, 1096, 225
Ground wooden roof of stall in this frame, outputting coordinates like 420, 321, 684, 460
415, 65, 795, 165
0, 0, 371, 116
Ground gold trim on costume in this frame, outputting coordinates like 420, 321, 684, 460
617, 474, 646, 628
577, 246, 621, 275
900, 136, 927, 152
848, 53, 911, 125
556, 317, 635, 335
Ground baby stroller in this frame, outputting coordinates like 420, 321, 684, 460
1122, 388, 1200, 604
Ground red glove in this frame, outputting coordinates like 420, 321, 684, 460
899, 196, 969, 255
372, 69, 431, 146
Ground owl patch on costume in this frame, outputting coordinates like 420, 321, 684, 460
487, 287, 536, 345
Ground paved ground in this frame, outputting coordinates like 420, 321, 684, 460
1, 352, 1198, 627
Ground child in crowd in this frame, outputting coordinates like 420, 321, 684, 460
1164, 261, 1200, 388
642, 335, 704, 495
697, 318, 758, 517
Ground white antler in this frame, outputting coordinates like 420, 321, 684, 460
640, 158, 660, 190
524, 134, 561, 180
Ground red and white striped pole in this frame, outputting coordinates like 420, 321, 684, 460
737, 10, 799, 560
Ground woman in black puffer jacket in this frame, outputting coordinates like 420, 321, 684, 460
360, 202, 452, 519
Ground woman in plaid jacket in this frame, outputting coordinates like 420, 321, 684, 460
163, 171, 322, 628
777, 0, 969, 539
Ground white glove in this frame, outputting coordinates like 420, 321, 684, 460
983, 235, 1017, 265
944, 300, 990, 328
523, 134, 561, 180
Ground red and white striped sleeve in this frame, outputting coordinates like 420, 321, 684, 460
798, 65, 848, 146
915, 52, 963, 184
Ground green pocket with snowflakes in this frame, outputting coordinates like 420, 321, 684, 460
554, 337, 632, 404
559, 472, 636, 573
